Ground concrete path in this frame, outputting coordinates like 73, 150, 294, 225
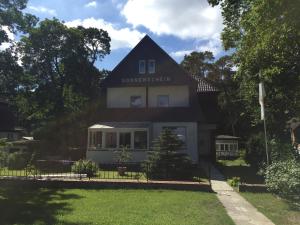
203, 162, 274, 225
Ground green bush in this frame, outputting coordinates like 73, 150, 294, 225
265, 159, 300, 199
245, 132, 266, 169
71, 159, 98, 178
228, 177, 241, 187
143, 129, 194, 180
0, 150, 9, 167
8, 152, 31, 170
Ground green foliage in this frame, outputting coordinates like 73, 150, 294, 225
181, 51, 214, 77
7, 151, 31, 170
0, 0, 38, 44
71, 159, 98, 178
265, 159, 300, 199
228, 176, 241, 187
209, 0, 300, 138
114, 146, 132, 165
270, 140, 299, 162
16, 18, 110, 129
144, 129, 194, 180
245, 132, 266, 169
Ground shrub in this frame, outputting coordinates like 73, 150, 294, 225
8, 151, 31, 170
71, 159, 98, 178
143, 129, 194, 180
265, 159, 300, 199
245, 132, 266, 169
228, 177, 241, 187
0, 150, 8, 167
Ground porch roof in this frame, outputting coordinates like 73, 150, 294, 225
89, 122, 151, 130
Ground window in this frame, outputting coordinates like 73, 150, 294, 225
95, 131, 102, 148
130, 96, 142, 108
148, 60, 155, 74
139, 60, 146, 74
134, 131, 148, 149
119, 132, 131, 148
225, 144, 229, 151
163, 127, 187, 146
220, 144, 224, 151
157, 95, 169, 107
105, 132, 117, 148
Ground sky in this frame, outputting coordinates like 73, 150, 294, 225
16, 0, 228, 70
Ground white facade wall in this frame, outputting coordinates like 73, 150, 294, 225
106, 85, 189, 108
107, 87, 146, 108
148, 85, 189, 107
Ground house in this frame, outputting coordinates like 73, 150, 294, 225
86, 35, 219, 164
215, 135, 240, 158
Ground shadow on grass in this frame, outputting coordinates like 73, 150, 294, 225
0, 184, 91, 225
216, 163, 264, 184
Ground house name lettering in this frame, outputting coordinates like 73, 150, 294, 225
121, 76, 171, 84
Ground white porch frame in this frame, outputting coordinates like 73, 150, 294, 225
87, 127, 149, 151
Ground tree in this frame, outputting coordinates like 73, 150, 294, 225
209, 0, 300, 139
144, 129, 193, 180
0, 0, 38, 44
181, 51, 214, 77
18, 19, 111, 128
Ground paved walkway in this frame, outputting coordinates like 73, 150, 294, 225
203, 162, 274, 225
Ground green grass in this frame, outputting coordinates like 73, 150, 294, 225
241, 192, 300, 225
217, 158, 264, 184
0, 186, 234, 225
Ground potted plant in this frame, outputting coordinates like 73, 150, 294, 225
115, 146, 131, 176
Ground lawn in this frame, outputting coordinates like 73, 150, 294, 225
217, 158, 264, 184
241, 192, 300, 225
0, 186, 234, 225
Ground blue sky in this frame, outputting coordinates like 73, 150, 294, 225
22, 0, 227, 70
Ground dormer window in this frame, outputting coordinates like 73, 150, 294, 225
148, 60, 155, 74
139, 60, 146, 74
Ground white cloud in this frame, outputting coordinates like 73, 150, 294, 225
121, 0, 223, 40
28, 6, 56, 16
65, 18, 145, 50
170, 34, 223, 61
0, 26, 14, 51
85, 1, 97, 8
196, 34, 223, 56
170, 50, 192, 58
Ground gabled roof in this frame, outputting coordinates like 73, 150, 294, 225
102, 35, 197, 87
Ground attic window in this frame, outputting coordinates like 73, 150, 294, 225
148, 60, 155, 74
139, 60, 146, 74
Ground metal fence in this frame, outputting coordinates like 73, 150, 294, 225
0, 159, 208, 182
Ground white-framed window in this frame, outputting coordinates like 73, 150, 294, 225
148, 59, 155, 74
157, 95, 169, 107
130, 96, 142, 108
139, 60, 146, 74
105, 132, 117, 148
119, 132, 131, 148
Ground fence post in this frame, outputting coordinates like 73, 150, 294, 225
146, 162, 149, 183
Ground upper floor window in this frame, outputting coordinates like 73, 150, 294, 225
157, 95, 169, 107
148, 60, 155, 74
130, 96, 142, 108
139, 60, 146, 74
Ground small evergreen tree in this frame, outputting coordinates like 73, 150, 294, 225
144, 129, 194, 180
